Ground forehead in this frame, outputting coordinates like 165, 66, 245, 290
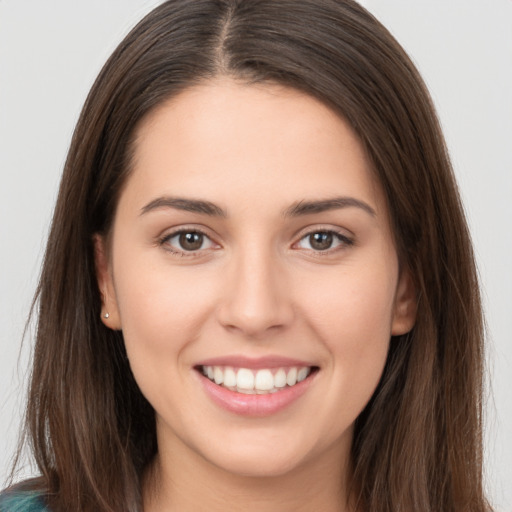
124, 78, 387, 218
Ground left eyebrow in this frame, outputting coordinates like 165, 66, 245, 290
283, 196, 376, 218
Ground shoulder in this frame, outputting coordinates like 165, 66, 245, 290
0, 488, 49, 512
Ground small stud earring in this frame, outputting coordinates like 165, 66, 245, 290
104, 312, 110, 319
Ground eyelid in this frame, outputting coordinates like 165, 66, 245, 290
292, 223, 355, 239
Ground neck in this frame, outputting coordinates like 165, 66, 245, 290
143, 433, 357, 512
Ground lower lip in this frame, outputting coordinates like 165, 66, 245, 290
197, 371, 316, 417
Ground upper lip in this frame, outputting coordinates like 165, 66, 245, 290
195, 355, 316, 369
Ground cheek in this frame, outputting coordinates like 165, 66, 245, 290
297, 259, 396, 409
111, 254, 217, 368
111, 265, 215, 418
300, 259, 397, 343
110, 256, 237, 414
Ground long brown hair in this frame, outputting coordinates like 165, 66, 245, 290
12, 1, 490, 511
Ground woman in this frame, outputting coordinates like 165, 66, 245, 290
0, 0, 491, 511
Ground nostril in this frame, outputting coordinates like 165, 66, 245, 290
216, 301, 294, 338
215, 263, 294, 336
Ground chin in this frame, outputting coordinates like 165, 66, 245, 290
195, 431, 338, 480
211, 452, 309, 480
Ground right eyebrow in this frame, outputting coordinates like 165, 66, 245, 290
139, 196, 227, 217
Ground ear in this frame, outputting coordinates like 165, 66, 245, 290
391, 268, 417, 336
93, 234, 122, 330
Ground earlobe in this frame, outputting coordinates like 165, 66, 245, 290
391, 268, 417, 336
93, 234, 122, 330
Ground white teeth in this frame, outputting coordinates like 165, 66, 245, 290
274, 368, 287, 388
297, 367, 309, 382
254, 369, 274, 391
201, 365, 313, 393
236, 368, 255, 390
286, 367, 298, 386
223, 367, 237, 387
213, 366, 224, 385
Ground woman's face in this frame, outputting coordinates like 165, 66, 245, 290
96, 79, 416, 479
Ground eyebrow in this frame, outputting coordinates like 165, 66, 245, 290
140, 195, 376, 218
140, 197, 227, 217
283, 197, 376, 218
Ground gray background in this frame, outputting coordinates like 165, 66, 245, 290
1, 1, 510, 509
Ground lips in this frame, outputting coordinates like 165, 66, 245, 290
195, 356, 318, 416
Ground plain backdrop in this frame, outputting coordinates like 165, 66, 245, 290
1, 1, 511, 510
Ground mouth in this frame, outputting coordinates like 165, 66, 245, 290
196, 365, 319, 395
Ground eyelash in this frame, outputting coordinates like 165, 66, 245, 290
158, 228, 354, 258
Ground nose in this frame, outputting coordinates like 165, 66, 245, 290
216, 246, 294, 338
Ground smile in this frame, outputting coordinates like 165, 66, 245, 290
200, 365, 313, 394
195, 359, 319, 416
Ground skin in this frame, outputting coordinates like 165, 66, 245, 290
95, 78, 417, 511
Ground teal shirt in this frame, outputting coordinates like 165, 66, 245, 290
0, 490, 48, 512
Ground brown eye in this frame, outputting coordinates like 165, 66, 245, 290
179, 232, 204, 251
309, 232, 333, 251
295, 230, 353, 253
162, 230, 216, 254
